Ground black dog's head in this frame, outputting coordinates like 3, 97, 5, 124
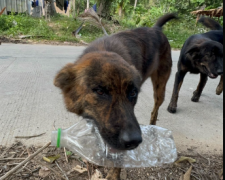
186, 41, 223, 79
54, 51, 143, 150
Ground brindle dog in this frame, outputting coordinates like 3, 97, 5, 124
54, 13, 177, 180
168, 17, 223, 114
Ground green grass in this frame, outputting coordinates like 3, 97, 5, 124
0, 13, 106, 43
0, 13, 223, 49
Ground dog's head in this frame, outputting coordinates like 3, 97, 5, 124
186, 41, 223, 79
54, 51, 143, 150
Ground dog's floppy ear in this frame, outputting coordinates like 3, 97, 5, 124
211, 42, 223, 55
185, 45, 200, 60
54, 63, 76, 89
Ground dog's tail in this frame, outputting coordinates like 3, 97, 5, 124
198, 16, 223, 30
154, 13, 177, 30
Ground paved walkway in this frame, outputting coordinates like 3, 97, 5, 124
0, 44, 223, 154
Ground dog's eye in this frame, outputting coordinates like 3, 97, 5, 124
130, 90, 137, 98
93, 87, 106, 95
96, 89, 104, 95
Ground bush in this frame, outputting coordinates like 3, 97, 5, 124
0, 14, 53, 37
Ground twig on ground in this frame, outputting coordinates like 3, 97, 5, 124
197, 153, 211, 166
85, 160, 91, 180
53, 121, 57, 131
0, 142, 51, 180
36, 160, 67, 180
19, 149, 27, 157
0, 142, 19, 158
15, 162, 30, 174
178, 167, 200, 180
55, 161, 69, 180
15, 133, 46, 139
0, 158, 26, 161
64, 147, 69, 163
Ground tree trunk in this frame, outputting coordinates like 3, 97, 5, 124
134, 0, 138, 9
119, 5, 123, 17
73, 0, 76, 18
118, 3, 124, 17
87, 0, 90, 9
50, 0, 56, 15
96, 0, 113, 19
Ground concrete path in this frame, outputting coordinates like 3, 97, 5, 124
0, 44, 223, 154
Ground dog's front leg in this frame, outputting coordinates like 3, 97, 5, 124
106, 168, 121, 180
168, 70, 187, 113
192, 73, 208, 102
216, 75, 223, 95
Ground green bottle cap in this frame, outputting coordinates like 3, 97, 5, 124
57, 128, 62, 148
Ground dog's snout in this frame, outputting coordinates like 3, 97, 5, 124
217, 69, 223, 75
120, 131, 142, 150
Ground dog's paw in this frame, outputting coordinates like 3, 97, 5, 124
167, 105, 177, 114
216, 87, 223, 95
191, 95, 200, 102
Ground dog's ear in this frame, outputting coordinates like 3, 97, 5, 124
54, 63, 76, 89
185, 45, 200, 60
211, 43, 223, 55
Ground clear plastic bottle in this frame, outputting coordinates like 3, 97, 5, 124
51, 119, 177, 168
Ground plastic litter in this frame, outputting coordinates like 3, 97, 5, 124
51, 119, 177, 168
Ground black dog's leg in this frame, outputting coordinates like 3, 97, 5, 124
106, 168, 121, 180
216, 75, 223, 95
168, 70, 187, 113
192, 73, 208, 102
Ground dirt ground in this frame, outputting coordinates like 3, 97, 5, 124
0, 141, 223, 180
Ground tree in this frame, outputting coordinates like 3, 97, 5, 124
96, 0, 114, 19
134, 0, 138, 9
87, 0, 90, 9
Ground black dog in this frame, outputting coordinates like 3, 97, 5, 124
168, 17, 223, 113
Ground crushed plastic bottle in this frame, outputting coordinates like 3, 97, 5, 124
51, 119, 177, 168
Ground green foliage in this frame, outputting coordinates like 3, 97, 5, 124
0, 0, 223, 49
0, 14, 53, 37
0, 13, 105, 43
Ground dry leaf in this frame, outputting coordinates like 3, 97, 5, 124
179, 174, 184, 180
179, 166, 192, 180
175, 156, 196, 165
39, 167, 50, 178
73, 165, 88, 174
184, 166, 192, 180
91, 169, 106, 180
43, 154, 60, 163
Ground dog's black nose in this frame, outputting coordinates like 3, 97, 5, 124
217, 69, 223, 75
120, 131, 142, 150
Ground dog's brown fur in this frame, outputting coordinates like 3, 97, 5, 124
54, 13, 176, 180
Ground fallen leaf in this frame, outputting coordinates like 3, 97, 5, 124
184, 166, 192, 180
73, 165, 88, 174
43, 154, 60, 163
91, 169, 106, 180
39, 167, 50, 178
175, 156, 196, 165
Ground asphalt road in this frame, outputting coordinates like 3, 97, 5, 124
0, 44, 223, 154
